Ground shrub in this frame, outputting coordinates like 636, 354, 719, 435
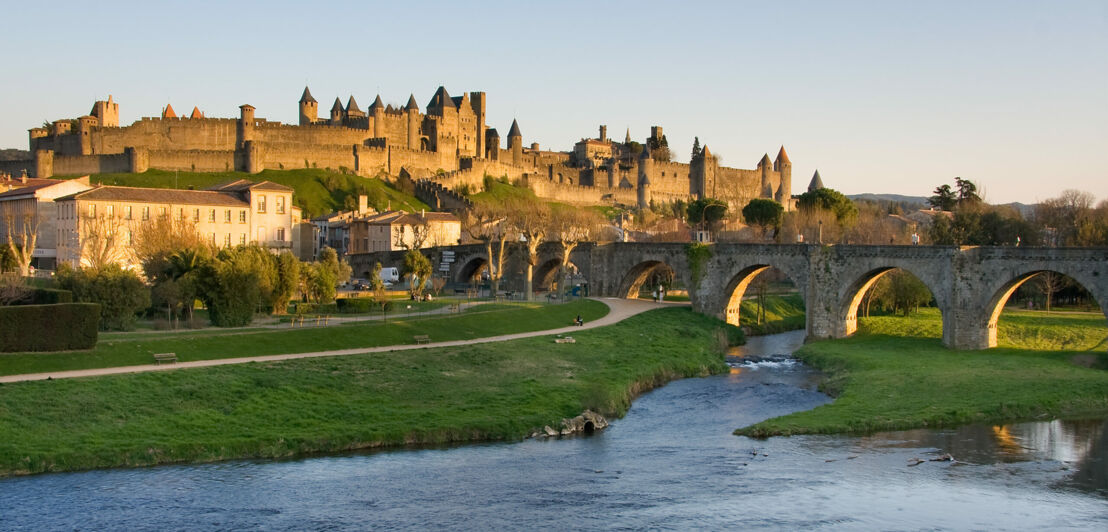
0, 303, 100, 352
56, 264, 150, 331
25, 287, 73, 305
336, 297, 375, 313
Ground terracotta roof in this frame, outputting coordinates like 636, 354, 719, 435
300, 86, 317, 104
61, 186, 250, 207
189, 106, 204, 119
0, 180, 63, 199
162, 104, 177, 119
507, 119, 521, 138
776, 145, 790, 164
360, 210, 459, 226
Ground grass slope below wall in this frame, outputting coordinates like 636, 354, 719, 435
63, 169, 427, 218
737, 308, 1108, 437
0, 307, 730, 476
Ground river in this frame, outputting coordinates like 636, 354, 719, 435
1, 331, 1105, 530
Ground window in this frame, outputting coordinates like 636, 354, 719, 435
208, 209, 216, 222
88, 204, 96, 217
209, 233, 216, 245
257, 195, 267, 213
224, 233, 231, 247
239, 210, 246, 223
276, 227, 285, 241
106, 205, 114, 218
142, 206, 150, 220
239, 234, 246, 246
158, 207, 166, 218
177, 208, 185, 221
224, 209, 231, 223
126, 230, 133, 245
276, 196, 285, 214
193, 208, 200, 222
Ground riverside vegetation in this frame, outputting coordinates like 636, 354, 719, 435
0, 305, 737, 476
738, 307, 1108, 437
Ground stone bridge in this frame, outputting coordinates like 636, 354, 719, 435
352, 242, 1108, 350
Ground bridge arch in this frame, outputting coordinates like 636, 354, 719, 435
455, 255, 489, 283
720, 265, 805, 327
974, 268, 1108, 349
835, 263, 951, 343
618, 260, 678, 299
535, 258, 583, 292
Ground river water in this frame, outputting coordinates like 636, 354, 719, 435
1, 331, 1105, 530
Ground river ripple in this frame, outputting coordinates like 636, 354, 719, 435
1, 331, 1105, 530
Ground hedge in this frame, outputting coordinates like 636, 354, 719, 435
26, 287, 73, 305
0, 303, 100, 352
336, 298, 376, 313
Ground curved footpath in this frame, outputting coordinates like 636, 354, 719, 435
0, 298, 673, 384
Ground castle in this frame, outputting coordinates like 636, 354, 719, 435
1, 87, 794, 211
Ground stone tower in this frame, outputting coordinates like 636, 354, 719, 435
758, 153, 773, 197
405, 94, 420, 150
237, 104, 255, 149
773, 146, 792, 205
507, 119, 522, 165
691, 145, 717, 199
637, 146, 654, 209
90, 95, 118, 128
77, 115, 98, 155
485, 128, 500, 160
370, 95, 385, 137
298, 87, 317, 125
470, 91, 487, 160
330, 98, 344, 126
345, 95, 364, 118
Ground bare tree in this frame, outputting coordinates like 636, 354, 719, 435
1034, 271, 1067, 311
511, 199, 550, 300
132, 216, 209, 280
4, 211, 41, 276
79, 213, 130, 269
461, 203, 514, 296
549, 207, 601, 295
393, 214, 432, 250
0, 272, 29, 305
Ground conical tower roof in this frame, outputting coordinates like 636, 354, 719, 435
640, 143, 652, 159
701, 145, 712, 158
759, 153, 772, 167
808, 170, 824, 192
346, 95, 362, 113
162, 103, 176, 119
331, 97, 344, 113
371, 95, 384, 109
405, 94, 419, 111
625, 128, 631, 143
775, 145, 790, 165
507, 119, 522, 138
300, 86, 317, 104
428, 86, 455, 109
189, 106, 203, 119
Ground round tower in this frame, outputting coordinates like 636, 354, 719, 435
330, 98, 344, 126
238, 104, 256, 149
77, 115, 98, 155
774, 146, 792, 205
298, 86, 318, 125
405, 94, 420, 150
507, 119, 523, 165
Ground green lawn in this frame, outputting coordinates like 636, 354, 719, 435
739, 293, 806, 335
0, 300, 608, 377
737, 308, 1108, 437
0, 307, 731, 476
64, 168, 427, 218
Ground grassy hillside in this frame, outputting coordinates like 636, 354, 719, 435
65, 169, 427, 218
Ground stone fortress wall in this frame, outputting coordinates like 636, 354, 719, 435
3, 87, 795, 211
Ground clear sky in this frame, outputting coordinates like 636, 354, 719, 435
1, 0, 1104, 204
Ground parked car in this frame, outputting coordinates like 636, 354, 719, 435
352, 281, 371, 291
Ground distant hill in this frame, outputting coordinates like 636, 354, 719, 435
848, 193, 929, 206
0, 149, 29, 161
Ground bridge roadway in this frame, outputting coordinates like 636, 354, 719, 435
353, 242, 1108, 351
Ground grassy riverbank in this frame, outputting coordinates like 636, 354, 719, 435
0, 301, 608, 377
0, 307, 731, 476
739, 293, 806, 335
737, 308, 1108, 437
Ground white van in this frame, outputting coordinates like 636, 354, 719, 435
379, 267, 400, 285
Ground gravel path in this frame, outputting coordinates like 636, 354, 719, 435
0, 298, 673, 384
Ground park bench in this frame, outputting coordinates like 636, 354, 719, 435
449, 303, 461, 313
413, 335, 431, 344
153, 353, 178, 364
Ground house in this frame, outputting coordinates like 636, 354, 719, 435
54, 179, 296, 269
0, 176, 94, 270
348, 210, 461, 254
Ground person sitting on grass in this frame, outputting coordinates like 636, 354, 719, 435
574, 314, 584, 326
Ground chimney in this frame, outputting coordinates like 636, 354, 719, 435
358, 194, 368, 215
21, 173, 27, 184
